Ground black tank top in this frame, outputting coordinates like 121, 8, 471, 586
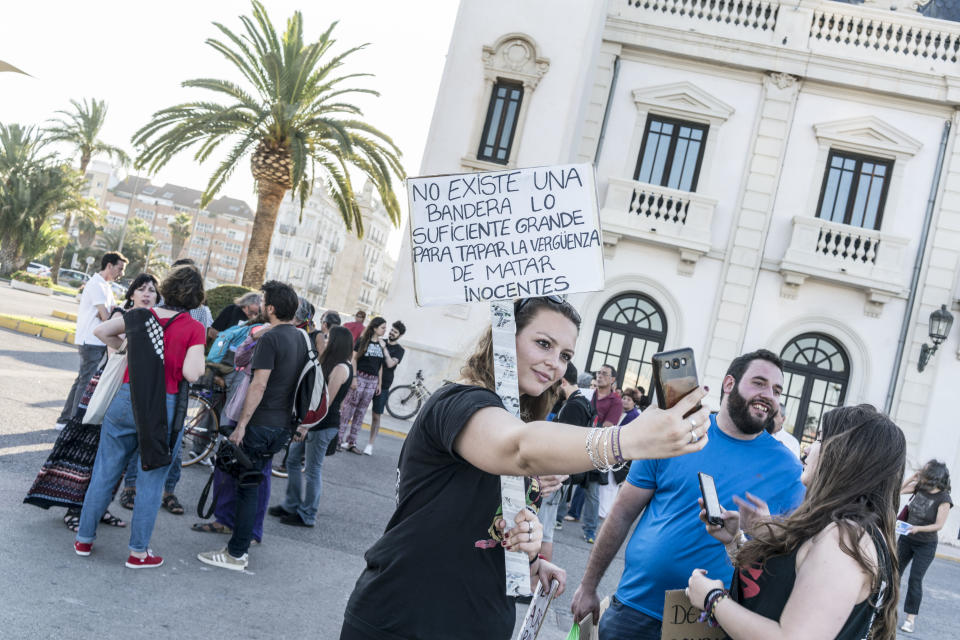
312, 362, 353, 431
728, 529, 889, 640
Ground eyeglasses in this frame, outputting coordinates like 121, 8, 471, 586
515, 295, 581, 325
595, 370, 611, 378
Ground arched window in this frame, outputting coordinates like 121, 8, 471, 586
779, 333, 850, 447
587, 293, 667, 393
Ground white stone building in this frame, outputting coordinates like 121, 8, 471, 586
384, 0, 960, 542
265, 182, 397, 315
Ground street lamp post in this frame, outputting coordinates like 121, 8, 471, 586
918, 304, 955, 372
117, 174, 141, 252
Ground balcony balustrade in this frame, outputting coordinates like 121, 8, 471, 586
779, 215, 910, 315
600, 177, 716, 274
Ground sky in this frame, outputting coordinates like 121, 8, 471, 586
0, 1, 461, 258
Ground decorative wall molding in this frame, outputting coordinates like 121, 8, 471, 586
813, 115, 923, 159
482, 33, 550, 89
632, 81, 735, 125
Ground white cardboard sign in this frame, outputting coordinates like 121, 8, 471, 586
407, 163, 605, 306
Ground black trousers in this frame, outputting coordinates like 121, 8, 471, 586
897, 534, 938, 615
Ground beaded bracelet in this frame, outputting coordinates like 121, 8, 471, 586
599, 427, 612, 470
585, 428, 603, 470
697, 588, 730, 627
611, 426, 625, 464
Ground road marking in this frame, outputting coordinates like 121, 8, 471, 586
0, 443, 54, 456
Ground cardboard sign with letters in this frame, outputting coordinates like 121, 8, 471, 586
661, 590, 727, 640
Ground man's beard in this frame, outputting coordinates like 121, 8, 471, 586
727, 384, 772, 435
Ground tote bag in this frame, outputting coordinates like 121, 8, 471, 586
82, 343, 127, 425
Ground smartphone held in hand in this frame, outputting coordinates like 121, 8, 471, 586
699, 472, 724, 526
651, 348, 701, 418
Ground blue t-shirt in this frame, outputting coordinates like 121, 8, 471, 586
616, 414, 805, 620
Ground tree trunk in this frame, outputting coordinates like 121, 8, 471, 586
171, 237, 184, 262
0, 234, 19, 275
240, 179, 287, 288
50, 212, 73, 283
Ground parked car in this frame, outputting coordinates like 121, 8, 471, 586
58, 268, 90, 288
26, 262, 52, 278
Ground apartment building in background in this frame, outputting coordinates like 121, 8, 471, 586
102, 176, 254, 286
265, 181, 398, 315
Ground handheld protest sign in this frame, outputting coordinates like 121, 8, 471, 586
661, 590, 726, 640
406, 163, 605, 596
515, 578, 561, 640
407, 163, 604, 306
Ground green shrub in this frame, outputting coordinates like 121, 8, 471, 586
11, 271, 53, 288
206, 284, 255, 318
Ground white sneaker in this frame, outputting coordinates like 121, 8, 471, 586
197, 548, 248, 571
363, 444, 373, 456
55, 422, 67, 431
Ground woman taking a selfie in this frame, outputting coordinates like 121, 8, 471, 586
897, 460, 952, 633
341, 296, 711, 640
687, 404, 905, 640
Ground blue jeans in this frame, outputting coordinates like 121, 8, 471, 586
281, 427, 338, 525
567, 485, 586, 519
227, 424, 290, 558
123, 440, 183, 493
77, 385, 182, 552
582, 480, 600, 539
598, 596, 662, 640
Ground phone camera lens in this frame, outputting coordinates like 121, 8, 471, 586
672, 359, 680, 368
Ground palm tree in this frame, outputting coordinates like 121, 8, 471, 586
46, 98, 130, 283
168, 211, 193, 261
133, 1, 404, 287
0, 124, 85, 273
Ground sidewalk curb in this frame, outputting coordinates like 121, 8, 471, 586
0, 319, 75, 345
360, 423, 407, 440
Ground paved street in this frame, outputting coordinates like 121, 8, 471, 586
0, 281, 79, 321
0, 324, 958, 638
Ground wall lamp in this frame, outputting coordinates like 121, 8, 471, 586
918, 304, 954, 372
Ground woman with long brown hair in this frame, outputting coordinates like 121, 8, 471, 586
687, 404, 906, 640
897, 459, 952, 633
338, 316, 387, 453
340, 296, 711, 640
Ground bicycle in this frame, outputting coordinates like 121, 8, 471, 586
181, 375, 227, 467
385, 369, 433, 420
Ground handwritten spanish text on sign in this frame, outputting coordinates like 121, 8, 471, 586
407, 164, 604, 306
661, 590, 727, 640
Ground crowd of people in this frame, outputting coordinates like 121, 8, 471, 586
20, 253, 956, 639
24, 251, 408, 573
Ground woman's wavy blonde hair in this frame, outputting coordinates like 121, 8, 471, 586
459, 297, 581, 422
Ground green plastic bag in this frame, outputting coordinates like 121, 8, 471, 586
565, 622, 580, 640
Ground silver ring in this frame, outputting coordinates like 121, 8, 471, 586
689, 429, 698, 444
689, 417, 699, 428
528, 531, 533, 542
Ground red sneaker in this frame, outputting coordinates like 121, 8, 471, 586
74, 541, 92, 556
125, 551, 163, 569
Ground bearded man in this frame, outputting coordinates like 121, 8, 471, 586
570, 349, 805, 640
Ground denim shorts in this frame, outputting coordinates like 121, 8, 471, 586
371, 389, 388, 415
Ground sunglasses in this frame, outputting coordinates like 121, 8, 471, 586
515, 295, 581, 325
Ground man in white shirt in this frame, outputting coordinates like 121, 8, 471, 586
768, 401, 801, 458
56, 252, 126, 428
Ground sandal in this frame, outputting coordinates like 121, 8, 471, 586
347, 444, 363, 455
63, 510, 81, 533
162, 494, 185, 515
119, 488, 135, 510
191, 521, 231, 534
100, 510, 127, 528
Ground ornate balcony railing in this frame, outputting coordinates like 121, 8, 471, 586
612, 0, 960, 75
625, 0, 779, 31
600, 177, 716, 273
779, 215, 909, 311
810, 4, 960, 64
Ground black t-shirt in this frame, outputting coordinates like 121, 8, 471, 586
380, 342, 405, 390
557, 390, 594, 427
355, 338, 385, 376
249, 324, 308, 428
906, 489, 953, 543
212, 304, 247, 332
313, 362, 353, 431
344, 384, 514, 640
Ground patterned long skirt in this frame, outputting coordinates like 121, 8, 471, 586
24, 374, 103, 510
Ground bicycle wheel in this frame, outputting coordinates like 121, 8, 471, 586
386, 385, 422, 420
181, 392, 218, 466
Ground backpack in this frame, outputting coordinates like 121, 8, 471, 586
292, 328, 329, 428
207, 322, 260, 366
